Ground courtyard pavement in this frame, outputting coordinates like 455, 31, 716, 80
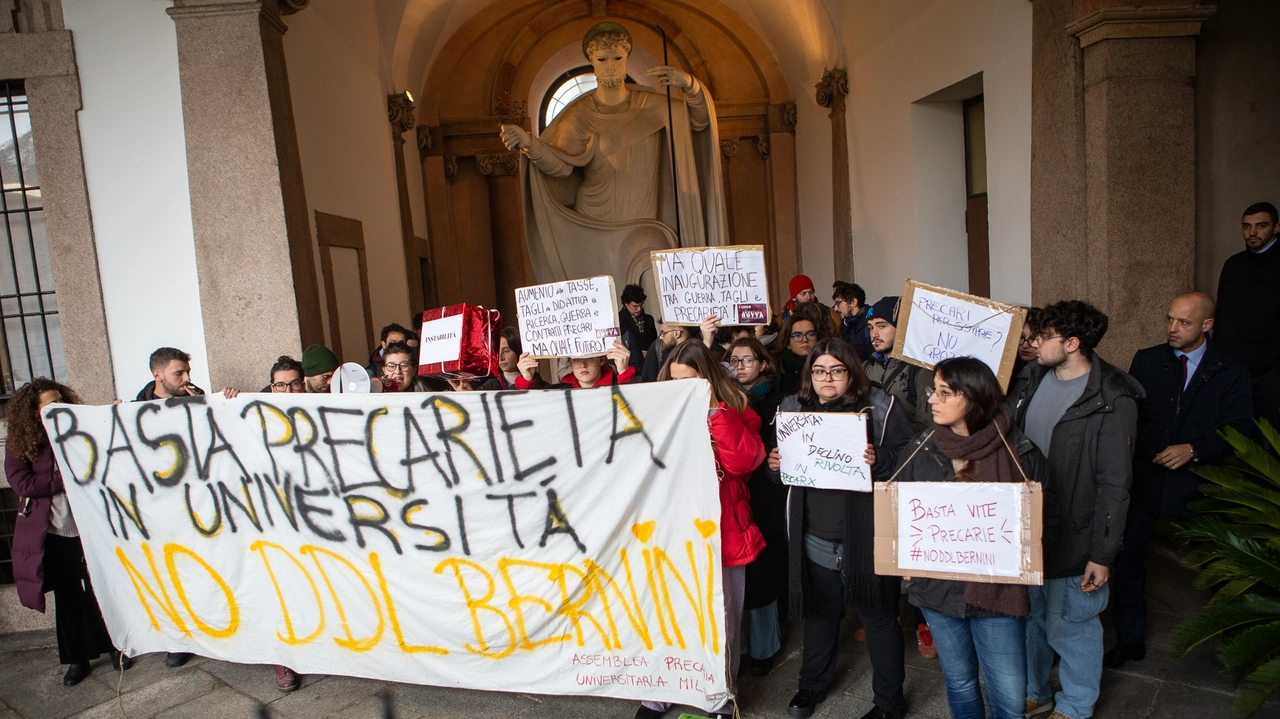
1, 526, 1277, 719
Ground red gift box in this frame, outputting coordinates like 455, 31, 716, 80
417, 304, 502, 379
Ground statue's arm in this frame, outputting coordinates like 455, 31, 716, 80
682, 77, 711, 130
523, 136, 575, 177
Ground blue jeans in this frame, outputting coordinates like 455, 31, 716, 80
1027, 576, 1109, 719
920, 609, 1026, 719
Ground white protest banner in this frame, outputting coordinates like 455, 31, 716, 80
892, 280, 1027, 391
516, 276, 619, 358
873, 481, 1043, 584
775, 411, 871, 492
651, 246, 770, 325
44, 381, 731, 710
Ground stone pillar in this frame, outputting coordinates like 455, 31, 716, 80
477, 152, 524, 327
719, 138, 738, 241
816, 68, 854, 283
389, 91, 425, 315
167, 0, 322, 390
1068, 3, 1215, 362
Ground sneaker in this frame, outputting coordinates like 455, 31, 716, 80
916, 623, 937, 659
275, 665, 300, 692
855, 627, 866, 642
1026, 699, 1055, 718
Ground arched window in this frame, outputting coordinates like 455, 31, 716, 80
539, 66, 635, 133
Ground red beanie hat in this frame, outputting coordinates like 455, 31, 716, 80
789, 274, 816, 299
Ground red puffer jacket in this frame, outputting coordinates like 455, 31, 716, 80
712, 402, 767, 567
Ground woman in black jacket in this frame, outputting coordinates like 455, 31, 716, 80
891, 357, 1049, 719
766, 338, 914, 719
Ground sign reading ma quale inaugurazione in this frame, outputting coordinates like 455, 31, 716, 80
43, 381, 730, 710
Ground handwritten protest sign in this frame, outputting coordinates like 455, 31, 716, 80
44, 381, 730, 710
651, 246, 769, 325
892, 280, 1027, 391
775, 411, 871, 492
873, 481, 1043, 584
515, 276, 619, 358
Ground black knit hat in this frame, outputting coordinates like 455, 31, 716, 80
867, 296, 901, 326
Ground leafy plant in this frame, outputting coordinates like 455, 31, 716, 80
1170, 419, 1280, 716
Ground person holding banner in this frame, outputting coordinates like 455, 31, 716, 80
727, 337, 788, 674
891, 358, 1050, 719
516, 340, 635, 389
765, 338, 914, 719
6, 379, 129, 686
637, 341, 765, 719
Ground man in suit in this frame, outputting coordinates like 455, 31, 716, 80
1215, 201, 1279, 423
1105, 292, 1254, 668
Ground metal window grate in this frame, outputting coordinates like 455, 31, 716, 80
0, 79, 65, 398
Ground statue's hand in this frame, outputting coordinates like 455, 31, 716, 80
645, 65, 692, 91
500, 123, 531, 151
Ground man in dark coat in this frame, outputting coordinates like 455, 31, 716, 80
1214, 201, 1280, 424
1006, 300, 1143, 719
833, 281, 873, 362
617, 283, 658, 358
1105, 293, 1253, 668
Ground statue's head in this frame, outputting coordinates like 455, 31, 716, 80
582, 22, 631, 89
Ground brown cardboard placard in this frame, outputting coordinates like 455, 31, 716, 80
890, 279, 1027, 392
873, 481, 1043, 585
650, 245, 770, 326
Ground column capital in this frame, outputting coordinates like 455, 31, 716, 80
815, 68, 848, 110
477, 152, 519, 177
1067, 4, 1216, 48
388, 91, 416, 134
168, 1, 291, 35
416, 125, 433, 160
719, 138, 739, 159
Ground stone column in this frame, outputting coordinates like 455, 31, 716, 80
478, 152, 523, 326
1068, 3, 1215, 361
816, 68, 854, 282
167, 0, 322, 390
389, 91, 425, 315
719, 138, 739, 241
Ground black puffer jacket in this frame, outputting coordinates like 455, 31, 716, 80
1005, 354, 1143, 579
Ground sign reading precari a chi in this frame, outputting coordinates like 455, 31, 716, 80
775, 411, 871, 492
44, 381, 730, 710
651, 246, 770, 326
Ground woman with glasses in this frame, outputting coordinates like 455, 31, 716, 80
1010, 307, 1041, 392
727, 337, 787, 674
637, 341, 764, 719
890, 357, 1049, 719
265, 355, 305, 393
773, 313, 819, 396
381, 341, 429, 392
766, 337, 914, 719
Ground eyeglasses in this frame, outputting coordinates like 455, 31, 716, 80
790, 331, 817, 342
811, 367, 848, 381
925, 387, 961, 401
659, 329, 679, 338
1035, 335, 1065, 344
1019, 336, 1034, 346
728, 357, 759, 367
270, 379, 304, 391
384, 361, 415, 373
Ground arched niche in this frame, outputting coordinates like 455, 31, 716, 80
415, 0, 801, 326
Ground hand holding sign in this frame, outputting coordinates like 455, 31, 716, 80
776, 411, 872, 491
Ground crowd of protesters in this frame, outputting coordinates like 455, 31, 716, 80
5, 201, 1277, 719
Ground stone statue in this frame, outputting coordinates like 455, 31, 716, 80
500, 22, 727, 292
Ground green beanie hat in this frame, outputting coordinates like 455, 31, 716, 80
301, 345, 339, 377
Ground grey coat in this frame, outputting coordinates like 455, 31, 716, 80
1005, 354, 1144, 580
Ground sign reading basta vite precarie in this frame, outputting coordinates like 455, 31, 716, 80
43, 381, 731, 711
516, 276, 619, 359
651, 246, 770, 326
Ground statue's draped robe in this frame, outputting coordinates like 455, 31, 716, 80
520, 79, 728, 288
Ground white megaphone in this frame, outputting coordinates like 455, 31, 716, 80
331, 362, 384, 394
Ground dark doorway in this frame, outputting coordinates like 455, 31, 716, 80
963, 95, 990, 298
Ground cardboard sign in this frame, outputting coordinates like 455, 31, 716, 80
515, 276, 619, 358
775, 411, 872, 492
873, 481, 1043, 584
651, 246, 770, 325
43, 381, 732, 711
891, 280, 1027, 391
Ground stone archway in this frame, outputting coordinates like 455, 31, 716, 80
415, 0, 800, 326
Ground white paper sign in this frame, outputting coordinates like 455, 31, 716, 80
896, 482, 1024, 578
515, 276, 619, 358
43, 381, 731, 711
895, 284, 1019, 382
418, 313, 465, 365
775, 411, 871, 491
651, 246, 770, 325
